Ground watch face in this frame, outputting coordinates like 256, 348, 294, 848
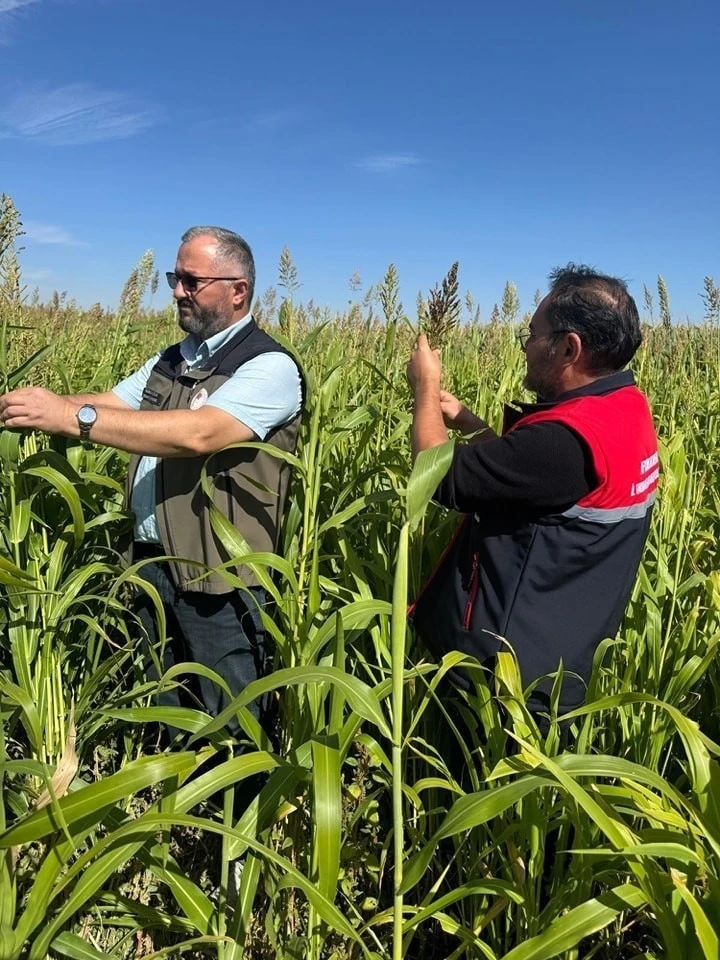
78, 406, 97, 425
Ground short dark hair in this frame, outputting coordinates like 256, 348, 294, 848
181, 225, 255, 304
545, 263, 642, 372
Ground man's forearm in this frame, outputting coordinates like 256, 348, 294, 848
64, 391, 196, 454
412, 379, 448, 461
67, 391, 125, 407
58, 404, 244, 457
87, 407, 252, 457
0, 386, 252, 456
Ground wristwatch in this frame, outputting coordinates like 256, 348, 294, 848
76, 404, 97, 441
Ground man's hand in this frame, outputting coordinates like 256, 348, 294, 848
439, 390, 467, 429
407, 334, 441, 390
0, 387, 75, 435
439, 389, 498, 443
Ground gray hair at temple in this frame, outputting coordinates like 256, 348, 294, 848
181, 225, 256, 304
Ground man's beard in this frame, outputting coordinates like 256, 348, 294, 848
177, 301, 227, 340
523, 359, 562, 401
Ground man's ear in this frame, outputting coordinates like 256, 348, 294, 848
566, 331, 583, 363
232, 279, 249, 308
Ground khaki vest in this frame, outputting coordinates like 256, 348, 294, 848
127, 321, 304, 594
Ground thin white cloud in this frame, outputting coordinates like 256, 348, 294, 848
0, 0, 38, 11
24, 221, 84, 246
354, 153, 423, 174
0, 0, 38, 13
0, 83, 156, 145
0, 0, 39, 42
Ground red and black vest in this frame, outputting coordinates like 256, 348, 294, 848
410, 372, 658, 714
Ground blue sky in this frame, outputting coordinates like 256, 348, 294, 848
1, 0, 718, 320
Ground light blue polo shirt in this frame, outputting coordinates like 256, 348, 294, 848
112, 315, 303, 543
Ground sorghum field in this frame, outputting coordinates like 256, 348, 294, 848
1, 202, 719, 960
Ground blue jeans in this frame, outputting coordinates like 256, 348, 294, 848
135, 557, 268, 741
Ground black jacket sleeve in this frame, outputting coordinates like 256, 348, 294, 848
434, 422, 597, 513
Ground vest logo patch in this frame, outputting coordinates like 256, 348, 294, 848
190, 387, 209, 410
142, 387, 162, 406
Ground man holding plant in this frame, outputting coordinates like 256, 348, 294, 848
0, 226, 304, 738
407, 263, 658, 721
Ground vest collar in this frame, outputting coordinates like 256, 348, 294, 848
503, 369, 636, 431
169, 319, 260, 383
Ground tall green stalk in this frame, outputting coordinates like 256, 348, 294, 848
391, 522, 409, 960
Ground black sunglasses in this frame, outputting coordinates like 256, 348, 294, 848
166, 271, 243, 293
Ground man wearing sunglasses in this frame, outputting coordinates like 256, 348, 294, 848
0, 225, 304, 744
407, 264, 658, 731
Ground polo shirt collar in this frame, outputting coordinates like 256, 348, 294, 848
180, 314, 254, 366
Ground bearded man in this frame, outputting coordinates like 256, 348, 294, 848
407, 263, 658, 722
0, 226, 304, 737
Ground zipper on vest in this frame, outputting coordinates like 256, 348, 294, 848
463, 552, 480, 630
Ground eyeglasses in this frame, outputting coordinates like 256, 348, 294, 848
166, 271, 243, 294
516, 327, 573, 351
